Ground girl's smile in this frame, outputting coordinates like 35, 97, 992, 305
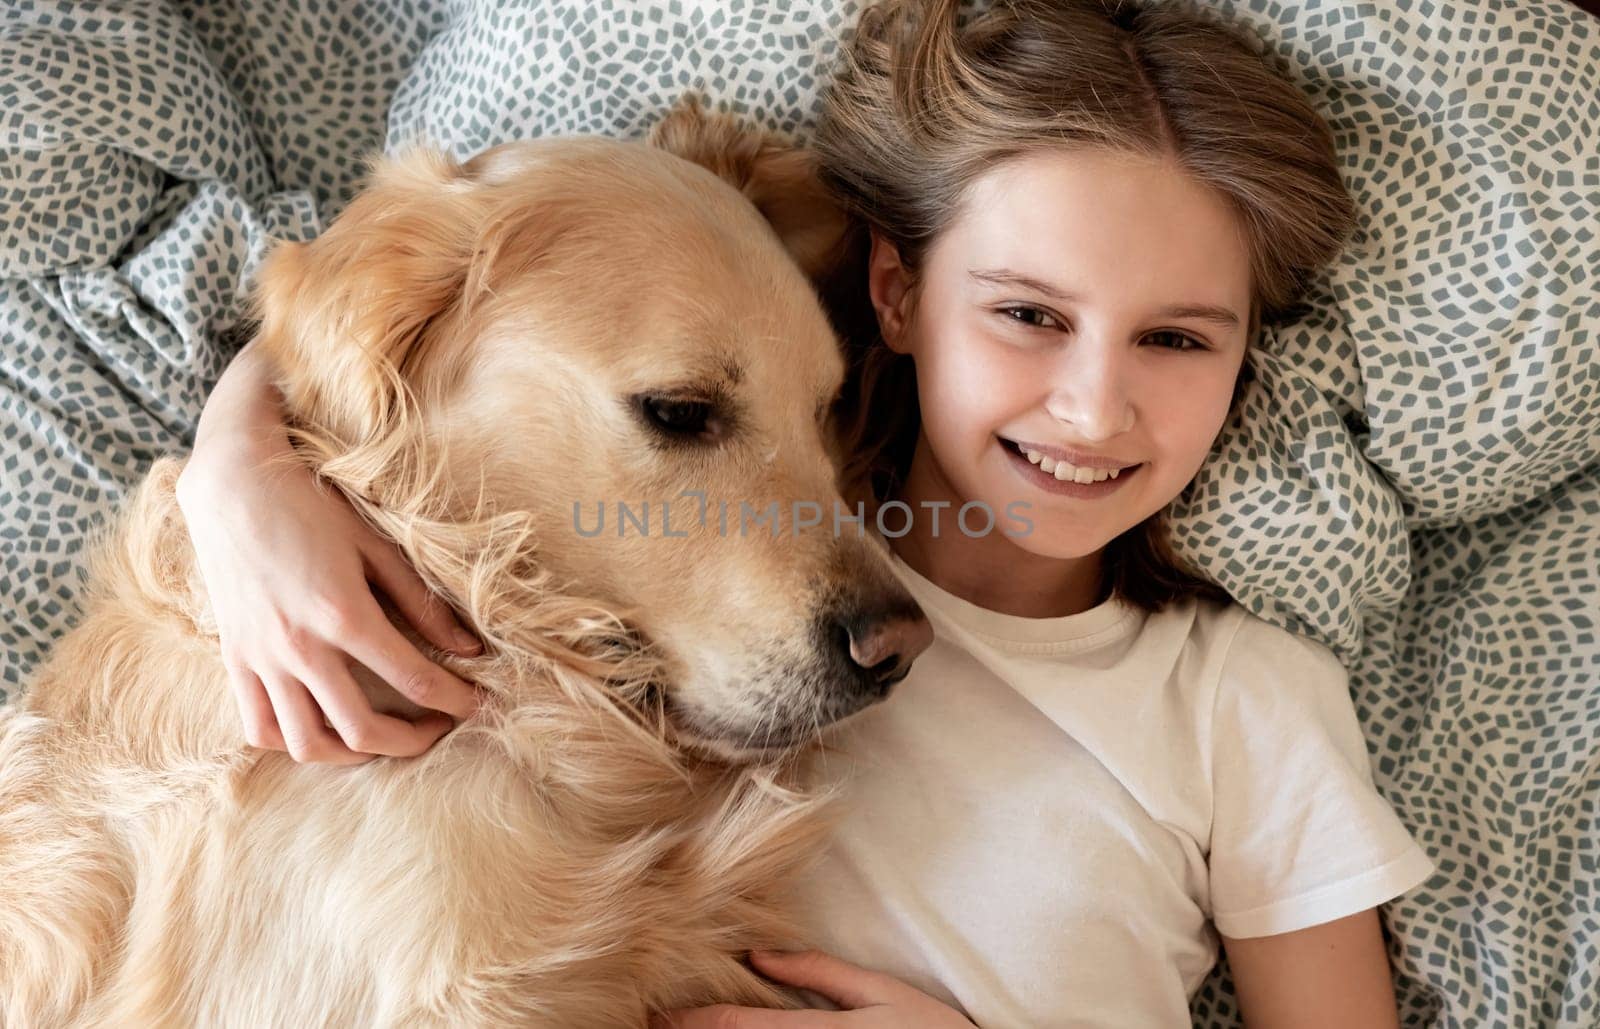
997, 435, 1143, 499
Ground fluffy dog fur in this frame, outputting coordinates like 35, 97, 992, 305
0, 101, 927, 1027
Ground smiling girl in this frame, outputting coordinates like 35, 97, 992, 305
177, 0, 1433, 1024
686, 2, 1436, 1024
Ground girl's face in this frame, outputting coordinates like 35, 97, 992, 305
871, 148, 1253, 561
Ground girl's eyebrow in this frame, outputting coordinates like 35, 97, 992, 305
968, 269, 1241, 329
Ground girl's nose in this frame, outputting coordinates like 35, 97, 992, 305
1043, 340, 1135, 442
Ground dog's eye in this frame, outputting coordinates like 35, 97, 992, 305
638, 395, 721, 440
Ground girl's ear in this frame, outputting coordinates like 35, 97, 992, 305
648, 96, 852, 283
867, 231, 915, 353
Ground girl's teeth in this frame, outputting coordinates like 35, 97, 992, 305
1061, 464, 1109, 483
1021, 447, 1117, 483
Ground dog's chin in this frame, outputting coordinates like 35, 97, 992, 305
678, 736, 800, 768
675, 731, 805, 765
663, 707, 812, 765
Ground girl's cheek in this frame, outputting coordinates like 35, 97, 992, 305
925, 324, 1024, 405
1143, 366, 1238, 456
1158, 347, 1235, 398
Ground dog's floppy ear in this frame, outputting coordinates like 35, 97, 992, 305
250, 149, 492, 446
648, 96, 853, 283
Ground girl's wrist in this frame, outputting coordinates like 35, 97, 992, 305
180, 340, 292, 507
205, 339, 288, 442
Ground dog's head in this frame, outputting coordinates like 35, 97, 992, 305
251, 100, 931, 762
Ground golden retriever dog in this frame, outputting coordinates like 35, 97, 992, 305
0, 100, 933, 1027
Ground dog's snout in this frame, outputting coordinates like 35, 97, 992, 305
831, 603, 934, 697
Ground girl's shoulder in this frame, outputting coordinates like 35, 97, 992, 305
1176, 597, 1344, 681
1228, 604, 1344, 679
1145, 597, 1350, 727
1188, 602, 1358, 752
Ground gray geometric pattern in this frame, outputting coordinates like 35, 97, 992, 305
2, 2, 1597, 1026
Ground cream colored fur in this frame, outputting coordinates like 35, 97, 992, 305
0, 101, 914, 1027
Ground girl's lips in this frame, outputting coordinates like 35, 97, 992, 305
999, 436, 1141, 498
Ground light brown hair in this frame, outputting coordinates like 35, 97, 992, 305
811, 0, 1358, 612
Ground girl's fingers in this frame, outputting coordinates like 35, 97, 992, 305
649, 1007, 838, 1029
344, 608, 484, 722
746, 949, 898, 1009
226, 660, 287, 752
362, 540, 483, 657
261, 673, 375, 766
297, 654, 456, 758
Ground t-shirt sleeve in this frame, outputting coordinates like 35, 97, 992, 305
1205, 613, 1435, 939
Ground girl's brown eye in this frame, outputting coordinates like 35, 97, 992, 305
1145, 331, 1208, 352
1000, 306, 1062, 330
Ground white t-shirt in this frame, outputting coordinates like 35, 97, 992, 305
787, 548, 1435, 1027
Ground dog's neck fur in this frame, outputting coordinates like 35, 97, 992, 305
67, 456, 792, 824
10, 460, 842, 1025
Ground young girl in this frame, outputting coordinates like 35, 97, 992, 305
176, 0, 1434, 1024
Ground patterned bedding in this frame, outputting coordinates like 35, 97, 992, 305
2, 1, 1597, 1025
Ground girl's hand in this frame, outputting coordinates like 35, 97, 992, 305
177, 340, 487, 765
650, 949, 976, 1027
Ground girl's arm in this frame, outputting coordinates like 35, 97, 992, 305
175, 338, 485, 764
1222, 908, 1401, 1028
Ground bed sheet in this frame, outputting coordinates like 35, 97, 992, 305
2, 1, 1597, 1024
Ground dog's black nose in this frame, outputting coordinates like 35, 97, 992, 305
829, 603, 934, 699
